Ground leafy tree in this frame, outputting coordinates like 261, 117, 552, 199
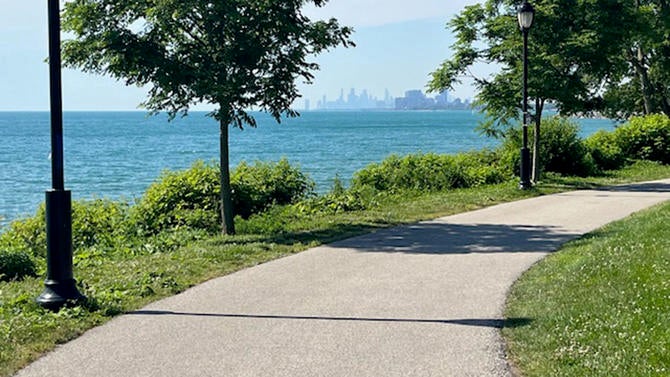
428, 0, 632, 182
61, 0, 353, 234
602, 0, 670, 118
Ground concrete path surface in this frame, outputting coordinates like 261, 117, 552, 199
16, 179, 670, 377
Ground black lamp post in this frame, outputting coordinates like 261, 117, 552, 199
518, 0, 534, 190
37, 0, 85, 310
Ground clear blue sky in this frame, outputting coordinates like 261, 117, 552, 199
0, 0, 486, 111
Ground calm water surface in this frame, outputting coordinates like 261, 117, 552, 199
0, 110, 616, 227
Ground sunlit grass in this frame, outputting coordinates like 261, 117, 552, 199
503, 201, 670, 376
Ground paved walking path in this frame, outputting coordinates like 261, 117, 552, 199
16, 179, 670, 377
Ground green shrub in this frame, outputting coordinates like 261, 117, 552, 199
231, 158, 315, 219
0, 250, 37, 281
353, 153, 455, 192
456, 150, 510, 185
535, 117, 595, 176
129, 161, 221, 235
0, 199, 130, 258
614, 114, 670, 164
497, 133, 522, 177
130, 159, 315, 234
0, 207, 47, 257
300, 187, 371, 216
72, 199, 129, 250
352, 151, 508, 193
499, 116, 596, 177
584, 129, 626, 171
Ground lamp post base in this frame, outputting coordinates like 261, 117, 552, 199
37, 279, 85, 311
37, 190, 86, 311
519, 147, 532, 190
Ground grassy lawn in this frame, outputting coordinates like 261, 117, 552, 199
1, 161, 669, 376
503, 192, 670, 375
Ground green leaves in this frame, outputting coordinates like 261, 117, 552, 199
429, 0, 669, 183
0, 251, 36, 282
614, 114, 670, 163
351, 151, 509, 193
127, 159, 315, 235
62, 0, 354, 126
429, 0, 658, 129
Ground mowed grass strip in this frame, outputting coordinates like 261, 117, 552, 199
503, 200, 670, 377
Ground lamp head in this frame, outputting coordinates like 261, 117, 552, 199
517, 1, 535, 31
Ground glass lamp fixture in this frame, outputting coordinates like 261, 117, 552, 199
518, 1, 535, 30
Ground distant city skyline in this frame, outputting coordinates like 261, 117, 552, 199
314, 88, 395, 110
395, 90, 471, 110
0, 1, 488, 112
309, 88, 472, 111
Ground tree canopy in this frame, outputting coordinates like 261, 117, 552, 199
602, 0, 670, 118
62, 0, 354, 234
427, 0, 651, 181
62, 0, 353, 124
430, 0, 633, 128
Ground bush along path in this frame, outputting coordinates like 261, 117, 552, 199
0, 114, 669, 376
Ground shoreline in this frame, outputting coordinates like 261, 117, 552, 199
0, 110, 614, 226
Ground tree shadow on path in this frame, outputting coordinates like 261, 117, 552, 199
595, 181, 670, 193
329, 222, 579, 254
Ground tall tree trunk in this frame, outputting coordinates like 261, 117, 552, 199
219, 117, 235, 235
531, 98, 545, 183
634, 46, 656, 115
631, 1, 656, 115
660, 93, 670, 117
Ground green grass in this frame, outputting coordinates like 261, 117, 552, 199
1, 161, 669, 377
503, 201, 670, 376
538, 160, 670, 189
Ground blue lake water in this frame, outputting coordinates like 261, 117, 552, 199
0, 110, 616, 227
